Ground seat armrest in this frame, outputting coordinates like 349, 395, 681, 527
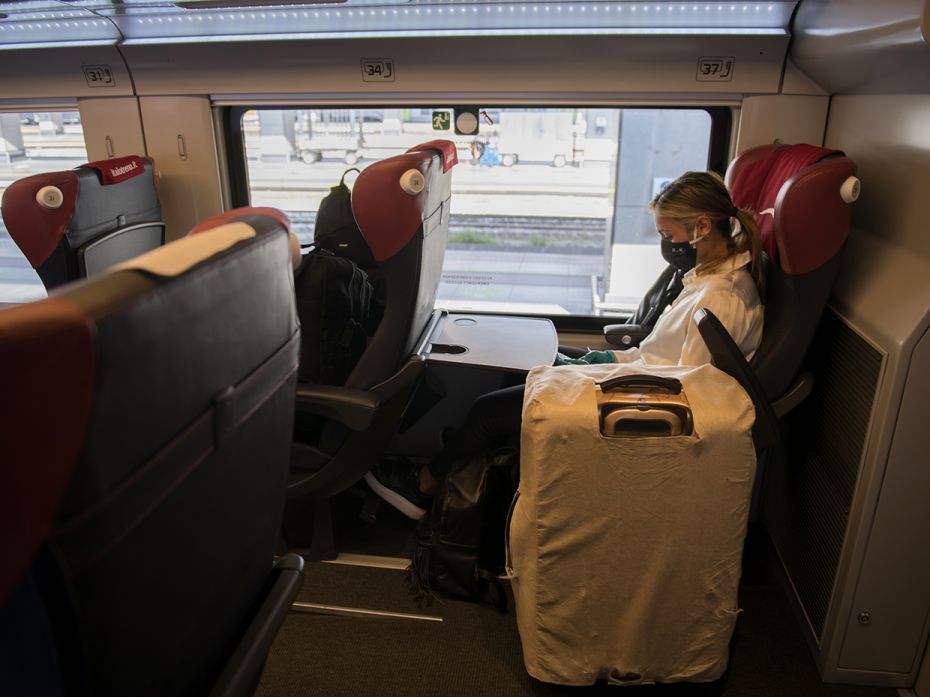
208, 553, 304, 697
604, 323, 651, 348
295, 384, 381, 430
772, 371, 814, 418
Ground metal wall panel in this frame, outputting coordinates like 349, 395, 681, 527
764, 311, 882, 639
78, 97, 147, 161
837, 326, 930, 675
0, 46, 134, 100
735, 95, 828, 154
762, 92, 930, 687
138, 97, 224, 240
792, 0, 930, 95
120, 34, 789, 98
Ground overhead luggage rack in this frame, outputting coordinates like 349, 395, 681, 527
0, 0, 798, 47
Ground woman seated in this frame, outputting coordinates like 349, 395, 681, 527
366, 171, 765, 520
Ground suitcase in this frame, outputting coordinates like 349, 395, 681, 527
507, 363, 756, 686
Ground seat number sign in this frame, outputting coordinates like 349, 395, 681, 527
696, 56, 735, 82
361, 58, 395, 82
83, 65, 115, 87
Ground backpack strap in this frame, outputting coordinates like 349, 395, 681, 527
339, 168, 361, 186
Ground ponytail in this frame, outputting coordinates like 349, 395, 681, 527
732, 208, 765, 296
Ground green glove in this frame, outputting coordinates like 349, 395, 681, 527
553, 350, 617, 366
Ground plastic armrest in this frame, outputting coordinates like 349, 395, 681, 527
604, 323, 652, 348
208, 553, 305, 697
295, 384, 381, 430
772, 371, 814, 418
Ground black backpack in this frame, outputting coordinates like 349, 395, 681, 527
406, 447, 519, 611
294, 247, 374, 386
313, 168, 376, 267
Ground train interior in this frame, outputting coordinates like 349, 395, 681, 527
2, 0, 930, 695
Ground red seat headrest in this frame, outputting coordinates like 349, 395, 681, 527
1, 171, 79, 268
351, 140, 458, 263
726, 144, 858, 275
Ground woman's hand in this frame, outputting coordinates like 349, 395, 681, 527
553, 350, 616, 366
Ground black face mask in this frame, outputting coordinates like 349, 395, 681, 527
660, 238, 697, 272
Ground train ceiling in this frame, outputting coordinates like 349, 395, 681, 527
0, 0, 797, 46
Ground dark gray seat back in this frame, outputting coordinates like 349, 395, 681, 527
33, 216, 299, 696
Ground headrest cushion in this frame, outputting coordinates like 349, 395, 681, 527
352, 140, 457, 263
406, 140, 459, 172
0, 171, 78, 267
728, 143, 851, 274
114, 222, 256, 277
187, 206, 300, 269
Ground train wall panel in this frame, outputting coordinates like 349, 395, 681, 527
118, 34, 789, 98
138, 96, 224, 240
735, 95, 828, 154
791, 0, 930, 95
0, 46, 134, 100
78, 97, 148, 161
823, 95, 930, 264
837, 326, 930, 675
764, 311, 881, 640
762, 91, 930, 687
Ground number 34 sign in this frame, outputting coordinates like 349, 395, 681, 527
361, 58, 395, 82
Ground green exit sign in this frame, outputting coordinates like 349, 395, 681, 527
432, 111, 450, 130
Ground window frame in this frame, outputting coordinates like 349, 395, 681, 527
223, 103, 732, 331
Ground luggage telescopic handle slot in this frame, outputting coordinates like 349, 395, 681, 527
602, 408, 683, 437
599, 374, 683, 394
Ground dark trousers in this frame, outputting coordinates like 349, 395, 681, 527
427, 384, 526, 480
425, 345, 586, 480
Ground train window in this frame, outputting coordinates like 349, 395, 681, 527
238, 107, 718, 317
0, 111, 87, 304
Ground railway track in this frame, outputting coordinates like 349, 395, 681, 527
288, 211, 607, 246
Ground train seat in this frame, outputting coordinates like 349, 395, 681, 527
725, 142, 859, 402
0, 155, 164, 290
284, 140, 457, 558
600, 143, 857, 352
694, 143, 859, 494
0, 213, 303, 697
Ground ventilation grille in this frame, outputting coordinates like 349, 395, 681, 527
764, 309, 883, 639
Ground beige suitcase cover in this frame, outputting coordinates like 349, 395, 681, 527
508, 363, 756, 686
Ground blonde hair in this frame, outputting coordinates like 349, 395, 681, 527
649, 171, 764, 294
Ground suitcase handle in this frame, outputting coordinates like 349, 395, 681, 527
602, 407, 684, 437
599, 374, 683, 395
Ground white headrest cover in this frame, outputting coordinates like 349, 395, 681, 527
110, 222, 256, 277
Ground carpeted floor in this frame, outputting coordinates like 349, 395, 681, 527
255, 531, 901, 697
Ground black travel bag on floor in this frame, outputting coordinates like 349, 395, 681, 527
406, 447, 518, 611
